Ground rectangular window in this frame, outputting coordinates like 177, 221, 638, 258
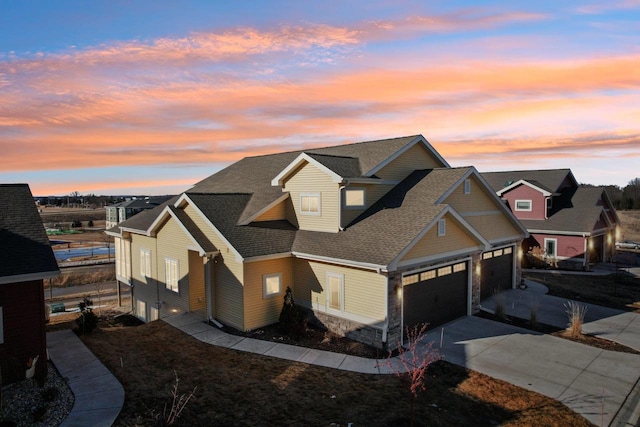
464, 179, 471, 195
420, 270, 436, 281
437, 219, 446, 237
344, 189, 365, 208
546, 197, 553, 211
544, 238, 557, 257
515, 200, 532, 211
438, 266, 452, 276
300, 193, 321, 215
140, 249, 152, 278
504, 247, 513, 255
0, 306, 3, 344
494, 249, 503, 257
402, 274, 419, 286
453, 262, 466, 273
136, 299, 147, 322
327, 273, 344, 311
482, 252, 493, 260
263, 273, 282, 298
165, 258, 179, 292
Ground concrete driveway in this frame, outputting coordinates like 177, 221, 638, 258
481, 280, 640, 352
424, 316, 640, 426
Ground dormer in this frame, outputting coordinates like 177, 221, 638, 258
497, 180, 553, 220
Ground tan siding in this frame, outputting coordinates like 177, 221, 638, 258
243, 257, 294, 330
466, 214, 522, 242
341, 183, 395, 227
155, 217, 192, 314
129, 234, 158, 321
254, 199, 287, 222
401, 213, 479, 262
283, 162, 340, 232
182, 203, 245, 329
443, 176, 498, 213
293, 259, 387, 321
188, 250, 206, 311
375, 143, 443, 181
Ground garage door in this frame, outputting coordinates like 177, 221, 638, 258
402, 261, 468, 332
480, 247, 514, 300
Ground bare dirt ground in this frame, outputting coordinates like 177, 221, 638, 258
66, 319, 591, 427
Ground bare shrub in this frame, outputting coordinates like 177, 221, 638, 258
384, 323, 441, 426
564, 301, 588, 337
151, 371, 197, 426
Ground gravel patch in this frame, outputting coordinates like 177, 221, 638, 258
1, 362, 74, 427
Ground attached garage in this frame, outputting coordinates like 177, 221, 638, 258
402, 260, 468, 332
480, 246, 514, 300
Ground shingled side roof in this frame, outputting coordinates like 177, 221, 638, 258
523, 186, 613, 234
0, 184, 59, 283
482, 169, 575, 193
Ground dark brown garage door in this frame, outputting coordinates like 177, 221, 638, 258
480, 247, 514, 300
402, 261, 468, 332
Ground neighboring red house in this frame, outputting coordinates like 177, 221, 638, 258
482, 169, 619, 270
0, 184, 60, 385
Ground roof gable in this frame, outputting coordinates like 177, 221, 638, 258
363, 135, 449, 177
496, 179, 553, 197
0, 184, 59, 283
482, 169, 576, 194
271, 153, 346, 186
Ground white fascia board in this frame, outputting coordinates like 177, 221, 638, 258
388, 205, 490, 272
487, 236, 528, 246
179, 194, 244, 262
291, 252, 387, 273
146, 206, 173, 236
105, 229, 122, 238
271, 153, 343, 186
396, 249, 479, 270
364, 135, 450, 177
244, 252, 292, 263
527, 229, 591, 237
0, 270, 61, 285
496, 179, 552, 197
147, 205, 207, 255
238, 193, 290, 226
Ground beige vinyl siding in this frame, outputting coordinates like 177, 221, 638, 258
341, 183, 395, 227
443, 176, 500, 213
293, 259, 387, 321
282, 162, 340, 232
401, 214, 479, 262
375, 143, 443, 181
254, 199, 287, 222
188, 250, 206, 311
182, 203, 245, 329
243, 257, 294, 330
465, 214, 522, 242
155, 216, 193, 314
129, 234, 159, 321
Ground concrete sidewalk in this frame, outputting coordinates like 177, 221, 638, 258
48, 330, 124, 427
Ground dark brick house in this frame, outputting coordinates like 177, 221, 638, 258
0, 184, 59, 384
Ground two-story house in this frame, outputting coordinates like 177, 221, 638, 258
482, 169, 619, 270
0, 184, 60, 385
105, 197, 172, 229
108, 135, 527, 349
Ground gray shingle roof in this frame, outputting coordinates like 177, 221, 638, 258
169, 206, 217, 253
0, 184, 59, 281
482, 169, 574, 193
293, 168, 473, 266
522, 187, 610, 234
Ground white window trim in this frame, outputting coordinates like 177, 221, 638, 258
136, 299, 147, 322
437, 219, 446, 237
326, 272, 344, 313
344, 188, 366, 209
464, 179, 471, 195
544, 238, 558, 257
140, 249, 152, 278
263, 273, 283, 298
165, 258, 179, 293
515, 199, 533, 211
300, 192, 321, 216
0, 306, 4, 344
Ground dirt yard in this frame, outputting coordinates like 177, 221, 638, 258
617, 210, 640, 242
72, 319, 591, 427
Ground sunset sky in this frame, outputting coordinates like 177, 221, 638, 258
1, 1, 639, 196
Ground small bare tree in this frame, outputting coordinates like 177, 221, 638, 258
385, 323, 441, 426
